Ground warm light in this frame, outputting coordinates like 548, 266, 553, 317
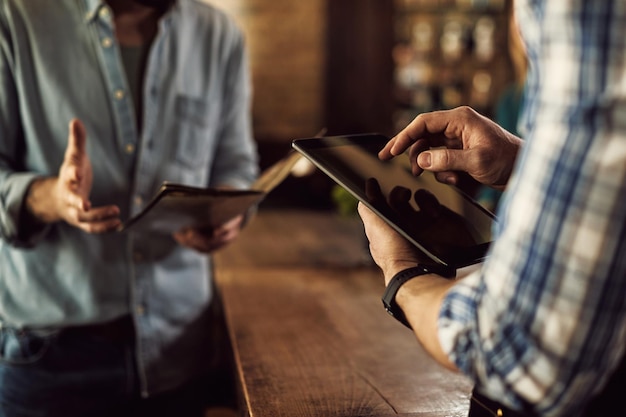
290, 157, 316, 177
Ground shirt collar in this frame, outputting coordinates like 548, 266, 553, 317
82, 0, 107, 23
81, 0, 177, 25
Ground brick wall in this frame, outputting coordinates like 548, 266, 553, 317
207, 0, 327, 142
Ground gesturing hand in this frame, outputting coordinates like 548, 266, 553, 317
379, 106, 523, 190
26, 119, 121, 233
54, 119, 121, 232
59, 119, 94, 214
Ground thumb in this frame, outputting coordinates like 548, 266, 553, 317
417, 148, 468, 173
65, 118, 87, 162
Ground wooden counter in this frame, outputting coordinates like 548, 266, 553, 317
214, 208, 472, 417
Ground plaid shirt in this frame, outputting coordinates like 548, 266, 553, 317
438, 1, 626, 416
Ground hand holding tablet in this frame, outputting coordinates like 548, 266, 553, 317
292, 133, 496, 269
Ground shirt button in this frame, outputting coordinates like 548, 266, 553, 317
101, 37, 113, 48
133, 251, 143, 262
99, 7, 110, 19
125, 143, 135, 154
114, 89, 125, 100
134, 195, 143, 206
136, 305, 146, 315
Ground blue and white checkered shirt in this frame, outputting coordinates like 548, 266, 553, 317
438, 1, 626, 416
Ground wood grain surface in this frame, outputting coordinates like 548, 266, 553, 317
214, 209, 472, 417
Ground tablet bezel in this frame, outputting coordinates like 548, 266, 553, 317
292, 133, 496, 269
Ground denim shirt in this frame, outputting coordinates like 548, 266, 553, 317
0, 0, 258, 395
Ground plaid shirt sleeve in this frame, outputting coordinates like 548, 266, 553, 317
437, 1, 626, 416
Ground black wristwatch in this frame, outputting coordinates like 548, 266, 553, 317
382, 264, 456, 329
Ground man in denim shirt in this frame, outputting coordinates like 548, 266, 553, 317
0, 0, 258, 415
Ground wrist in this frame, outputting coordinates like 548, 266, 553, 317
26, 177, 62, 223
382, 264, 455, 329
382, 261, 423, 286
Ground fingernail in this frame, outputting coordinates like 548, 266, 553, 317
420, 152, 432, 168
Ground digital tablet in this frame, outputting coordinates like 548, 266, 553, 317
292, 133, 496, 268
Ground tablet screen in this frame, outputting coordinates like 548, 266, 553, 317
292, 134, 496, 268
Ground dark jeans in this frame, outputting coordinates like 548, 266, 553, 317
0, 315, 237, 417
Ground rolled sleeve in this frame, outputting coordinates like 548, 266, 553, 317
437, 2, 626, 416
0, 172, 50, 246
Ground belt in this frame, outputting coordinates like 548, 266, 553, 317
470, 389, 536, 417
62, 315, 135, 343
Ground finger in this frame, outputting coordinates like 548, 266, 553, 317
173, 229, 221, 253
357, 202, 423, 273
213, 215, 244, 236
65, 119, 87, 164
407, 138, 430, 176
357, 201, 374, 222
386, 111, 453, 157
378, 137, 400, 160
357, 201, 379, 232
175, 232, 209, 252
211, 226, 240, 245
215, 227, 239, 246
63, 119, 88, 189
417, 148, 470, 174
434, 171, 460, 186
388, 107, 479, 159
65, 189, 91, 212
78, 217, 123, 234
358, 201, 397, 235
70, 206, 121, 234
73, 205, 119, 223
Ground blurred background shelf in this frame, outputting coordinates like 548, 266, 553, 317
213, 0, 516, 206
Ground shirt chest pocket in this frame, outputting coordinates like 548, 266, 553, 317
173, 96, 219, 169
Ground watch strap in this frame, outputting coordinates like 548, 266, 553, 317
381, 264, 456, 329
